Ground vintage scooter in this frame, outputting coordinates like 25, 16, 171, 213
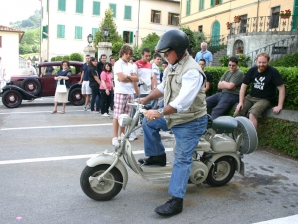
80, 93, 258, 201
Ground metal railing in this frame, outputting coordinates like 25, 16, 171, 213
244, 35, 298, 67
230, 15, 298, 35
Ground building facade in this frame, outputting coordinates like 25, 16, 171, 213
0, 26, 25, 76
40, 0, 180, 61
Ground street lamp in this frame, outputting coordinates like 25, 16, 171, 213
87, 34, 93, 46
102, 26, 109, 42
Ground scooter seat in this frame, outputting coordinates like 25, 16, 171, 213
211, 116, 238, 133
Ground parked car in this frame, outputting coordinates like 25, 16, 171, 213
1, 61, 84, 108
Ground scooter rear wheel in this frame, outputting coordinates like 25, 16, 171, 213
80, 165, 123, 201
205, 156, 235, 187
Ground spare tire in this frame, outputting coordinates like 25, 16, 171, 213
233, 116, 258, 154
21, 78, 41, 96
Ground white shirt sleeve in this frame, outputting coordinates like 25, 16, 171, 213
169, 69, 203, 113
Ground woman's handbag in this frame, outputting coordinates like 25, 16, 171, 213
56, 79, 67, 93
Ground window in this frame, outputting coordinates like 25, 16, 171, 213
76, 0, 84, 14
0, 36, 2, 48
198, 25, 203, 32
109, 4, 116, 18
58, 0, 66, 12
211, 0, 222, 7
186, 0, 191, 16
270, 6, 280, 29
92, 28, 99, 38
42, 25, 48, 39
151, 10, 161, 23
57, 25, 65, 38
124, 5, 132, 20
240, 14, 247, 33
168, 13, 179, 26
199, 0, 204, 11
75, 26, 83, 39
93, 1, 100, 16
123, 31, 133, 44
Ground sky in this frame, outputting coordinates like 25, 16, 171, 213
0, 0, 41, 26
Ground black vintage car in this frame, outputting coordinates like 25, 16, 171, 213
1, 61, 85, 108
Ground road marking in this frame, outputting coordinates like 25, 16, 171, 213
1, 123, 113, 131
0, 148, 173, 165
0, 110, 89, 115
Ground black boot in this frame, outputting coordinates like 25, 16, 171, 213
155, 197, 183, 216
138, 154, 166, 166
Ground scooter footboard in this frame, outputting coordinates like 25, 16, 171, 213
86, 153, 128, 190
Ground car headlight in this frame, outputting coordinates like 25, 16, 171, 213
118, 114, 132, 127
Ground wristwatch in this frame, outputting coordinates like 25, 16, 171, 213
157, 108, 164, 117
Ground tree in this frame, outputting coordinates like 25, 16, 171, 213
94, 7, 124, 57
139, 32, 160, 56
179, 27, 196, 50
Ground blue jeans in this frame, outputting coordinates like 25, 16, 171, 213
143, 115, 208, 198
206, 92, 239, 120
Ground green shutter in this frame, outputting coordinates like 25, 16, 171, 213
124, 6, 131, 20
57, 25, 65, 38
130, 32, 133, 43
186, 0, 191, 16
92, 28, 99, 38
76, 0, 84, 13
58, 0, 66, 11
211, 0, 215, 7
75, 26, 82, 39
109, 4, 116, 18
219, 0, 222, 4
199, 0, 204, 11
93, 1, 100, 15
42, 25, 48, 39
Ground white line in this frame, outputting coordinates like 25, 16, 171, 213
0, 148, 173, 165
1, 123, 113, 131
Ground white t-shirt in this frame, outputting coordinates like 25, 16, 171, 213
152, 63, 160, 85
114, 58, 134, 94
133, 60, 152, 94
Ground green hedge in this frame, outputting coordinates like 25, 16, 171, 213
205, 66, 298, 110
258, 118, 298, 158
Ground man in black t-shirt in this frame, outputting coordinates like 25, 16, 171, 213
234, 52, 286, 129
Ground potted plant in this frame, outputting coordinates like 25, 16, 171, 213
280, 9, 291, 19
234, 15, 241, 23
237, 46, 244, 54
226, 22, 232, 30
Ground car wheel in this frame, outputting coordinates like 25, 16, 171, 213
69, 87, 85, 106
21, 78, 41, 96
2, 90, 23, 108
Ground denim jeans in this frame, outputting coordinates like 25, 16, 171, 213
143, 115, 208, 198
206, 92, 239, 120
90, 85, 101, 111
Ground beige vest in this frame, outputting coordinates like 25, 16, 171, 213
163, 53, 207, 128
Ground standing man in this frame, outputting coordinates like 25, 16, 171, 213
129, 48, 152, 141
79, 54, 91, 111
0, 56, 6, 91
195, 42, 213, 66
234, 52, 285, 129
25, 60, 37, 75
140, 30, 207, 216
112, 44, 139, 146
97, 54, 107, 77
206, 57, 243, 119
151, 53, 162, 109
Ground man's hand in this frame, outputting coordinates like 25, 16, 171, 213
144, 110, 161, 121
272, 106, 282, 114
236, 103, 243, 112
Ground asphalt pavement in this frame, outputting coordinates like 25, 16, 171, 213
0, 97, 298, 224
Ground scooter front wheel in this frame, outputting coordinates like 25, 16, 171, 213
205, 156, 235, 187
80, 165, 123, 201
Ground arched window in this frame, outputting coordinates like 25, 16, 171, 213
234, 39, 244, 55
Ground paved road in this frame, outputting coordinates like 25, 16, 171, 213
0, 97, 298, 224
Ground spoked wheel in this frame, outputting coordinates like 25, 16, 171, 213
205, 156, 235, 187
80, 165, 123, 201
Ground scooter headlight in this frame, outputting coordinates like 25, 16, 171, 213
118, 114, 132, 127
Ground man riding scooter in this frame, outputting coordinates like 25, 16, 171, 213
140, 29, 208, 217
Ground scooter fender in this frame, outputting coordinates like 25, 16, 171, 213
86, 153, 128, 190
207, 153, 241, 174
